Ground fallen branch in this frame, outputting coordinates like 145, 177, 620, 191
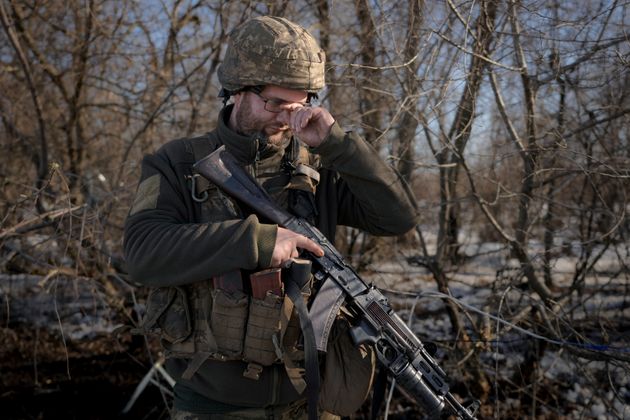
0, 205, 84, 240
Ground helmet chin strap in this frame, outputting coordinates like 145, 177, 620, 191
218, 88, 231, 106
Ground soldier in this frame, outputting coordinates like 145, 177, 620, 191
124, 16, 418, 420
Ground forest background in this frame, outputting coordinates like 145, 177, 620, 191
1, 0, 629, 418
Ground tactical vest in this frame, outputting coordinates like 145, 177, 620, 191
133, 134, 320, 392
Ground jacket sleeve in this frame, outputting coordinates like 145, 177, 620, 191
311, 123, 419, 236
123, 150, 277, 288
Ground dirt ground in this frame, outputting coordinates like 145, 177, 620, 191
0, 324, 457, 420
0, 325, 169, 420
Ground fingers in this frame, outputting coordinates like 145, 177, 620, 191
270, 227, 324, 267
293, 234, 324, 257
288, 107, 335, 148
290, 106, 313, 131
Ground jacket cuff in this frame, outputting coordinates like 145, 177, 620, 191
310, 122, 349, 159
256, 223, 277, 268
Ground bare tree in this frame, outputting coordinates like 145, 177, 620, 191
396, 0, 424, 182
1, 1, 629, 418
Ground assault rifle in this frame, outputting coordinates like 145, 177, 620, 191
194, 146, 477, 420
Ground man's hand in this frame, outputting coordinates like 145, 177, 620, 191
270, 227, 324, 267
287, 106, 335, 148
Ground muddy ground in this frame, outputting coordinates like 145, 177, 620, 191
0, 273, 427, 420
0, 273, 170, 419
0, 325, 432, 420
0, 326, 169, 420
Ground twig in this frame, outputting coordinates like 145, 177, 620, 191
122, 357, 174, 414
52, 278, 71, 380
0, 205, 85, 240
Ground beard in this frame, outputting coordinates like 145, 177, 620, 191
232, 96, 292, 146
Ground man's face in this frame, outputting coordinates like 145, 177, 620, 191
230, 85, 309, 145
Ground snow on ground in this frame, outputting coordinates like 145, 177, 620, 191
361, 241, 630, 419
0, 273, 119, 340
3, 229, 628, 418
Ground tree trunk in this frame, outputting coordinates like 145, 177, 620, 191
438, 0, 497, 264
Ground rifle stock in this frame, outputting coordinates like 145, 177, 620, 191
193, 146, 477, 419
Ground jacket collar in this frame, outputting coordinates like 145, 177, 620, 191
217, 105, 289, 165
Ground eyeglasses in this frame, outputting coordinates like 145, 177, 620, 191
249, 89, 312, 113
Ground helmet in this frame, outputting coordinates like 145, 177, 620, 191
217, 16, 325, 93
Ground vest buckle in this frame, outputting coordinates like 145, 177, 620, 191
243, 362, 263, 380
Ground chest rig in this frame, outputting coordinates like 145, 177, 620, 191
190, 136, 320, 223
140, 135, 321, 392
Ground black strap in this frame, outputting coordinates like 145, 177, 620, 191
288, 137, 300, 166
284, 275, 319, 420
282, 138, 319, 223
371, 367, 389, 420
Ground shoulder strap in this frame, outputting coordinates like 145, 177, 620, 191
283, 259, 319, 420
281, 138, 320, 188
188, 134, 221, 202
281, 138, 320, 223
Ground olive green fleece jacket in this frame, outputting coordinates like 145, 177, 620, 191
123, 106, 418, 288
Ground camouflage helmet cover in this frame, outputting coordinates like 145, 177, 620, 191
218, 16, 325, 93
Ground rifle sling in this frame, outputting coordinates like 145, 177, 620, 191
370, 367, 389, 420
284, 275, 319, 420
